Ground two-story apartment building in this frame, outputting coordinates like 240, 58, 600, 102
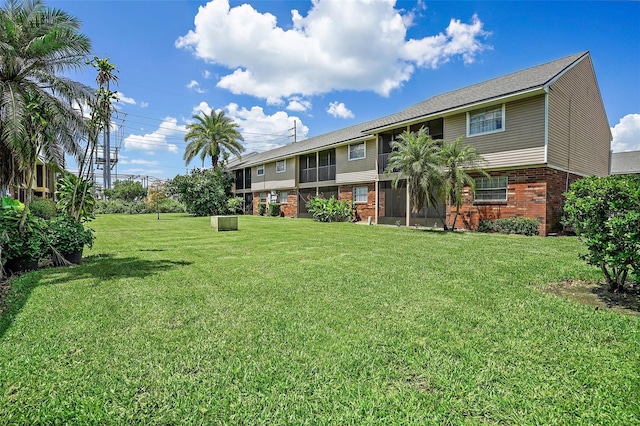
229, 52, 611, 235
4, 158, 58, 202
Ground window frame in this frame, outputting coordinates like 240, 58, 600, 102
279, 191, 288, 204
276, 159, 286, 173
353, 186, 368, 204
256, 164, 265, 176
473, 176, 508, 202
467, 104, 505, 137
259, 192, 267, 203
348, 142, 366, 161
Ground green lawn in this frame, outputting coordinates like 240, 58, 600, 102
1, 214, 638, 424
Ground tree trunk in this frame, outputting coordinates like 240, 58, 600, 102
19, 168, 34, 232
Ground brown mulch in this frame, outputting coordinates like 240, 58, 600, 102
545, 278, 640, 316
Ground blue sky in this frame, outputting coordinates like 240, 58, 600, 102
50, 0, 640, 181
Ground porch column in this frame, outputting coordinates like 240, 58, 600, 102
406, 185, 410, 226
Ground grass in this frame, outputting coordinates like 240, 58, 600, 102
0, 214, 639, 424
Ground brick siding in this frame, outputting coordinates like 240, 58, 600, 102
447, 167, 582, 235
338, 183, 376, 222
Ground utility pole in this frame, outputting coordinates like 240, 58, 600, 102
290, 120, 297, 143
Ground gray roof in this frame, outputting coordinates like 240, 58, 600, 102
611, 151, 640, 174
232, 51, 588, 169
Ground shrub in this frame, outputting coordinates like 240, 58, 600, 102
268, 203, 281, 217
48, 215, 94, 256
478, 217, 540, 236
157, 198, 186, 213
227, 197, 244, 214
29, 197, 57, 219
563, 175, 640, 292
257, 202, 267, 216
167, 168, 233, 217
1, 199, 49, 272
306, 196, 353, 223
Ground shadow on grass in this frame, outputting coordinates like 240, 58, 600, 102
0, 254, 192, 339
545, 279, 640, 316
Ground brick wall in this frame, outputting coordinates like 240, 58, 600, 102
338, 183, 376, 222
279, 192, 298, 217
447, 167, 583, 235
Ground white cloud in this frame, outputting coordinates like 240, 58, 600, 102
115, 92, 136, 105
119, 159, 160, 167
326, 101, 354, 119
286, 97, 312, 112
202, 70, 212, 79
611, 114, 640, 152
192, 101, 309, 152
176, 0, 489, 102
123, 117, 184, 154
187, 80, 208, 93
140, 101, 149, 108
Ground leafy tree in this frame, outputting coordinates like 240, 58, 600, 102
104, 180, 147, 202
386, 128, 444, 227
167, 168, 233, 216
438, 136, 487, 230
0, 0, 92, 224
563, 175, 640, 292
183, 110, 245, 168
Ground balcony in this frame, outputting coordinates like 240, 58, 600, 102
318, 165, 336, 181
378, 152, 399, 174
300, 168, 317, 183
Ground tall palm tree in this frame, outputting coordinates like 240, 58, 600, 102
438, 136, 487, 230
386, 128, 444, 227
184, 110, 245, 168
0, 0, 92, 193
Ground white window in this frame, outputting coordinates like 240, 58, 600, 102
474, 176, 507, 202
257, 164, 265, 176
348, 142, 366, 161
353, 186, 368, 203
279, 191, 288, 204
259, 192, 267, 202
467, 105, 504, 136
276, 159, 286, 173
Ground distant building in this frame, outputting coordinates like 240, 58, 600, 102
7, 158, 58, 202
229, 52, 611, 235
610, 150, 640, 175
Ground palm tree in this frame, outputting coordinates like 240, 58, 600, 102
184, 110, 245, 168
386, 128, 443, 227
0, 0, 92, 195
438, 136, 487, 230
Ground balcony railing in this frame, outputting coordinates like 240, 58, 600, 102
318, 165, 336, 181
378, 153, 397, 173
300, 168, 317, 183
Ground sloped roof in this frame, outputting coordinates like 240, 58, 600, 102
232, 51, 589, 169
611, 151, 640, 174
364, 51, 587, 131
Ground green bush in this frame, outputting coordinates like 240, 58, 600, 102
29, 197, 57, 219
1, 199, 49, 271
478, 217, 540, 236
257, 202, 267, 216
268, 203, 281, 217
306, 196, 353, 223
167, 168, 233, 217
95, 199, 186, 214
227, 196, 244, 214
157, 198, 186, 213
48, 215, 94, 255
563, 175, 640, 291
